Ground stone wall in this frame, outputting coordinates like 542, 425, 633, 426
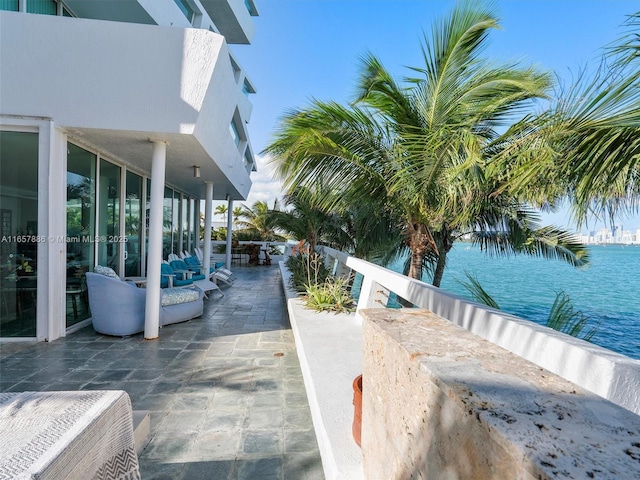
361, 308, 640, 479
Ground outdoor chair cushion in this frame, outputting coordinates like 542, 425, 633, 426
170, 259, 205, 281
161, 287, 200, 307
184, 256, 214, 274
160, 262, 193, 288
94, 265, 119, 279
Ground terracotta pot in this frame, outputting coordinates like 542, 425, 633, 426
352, 374, 363, 447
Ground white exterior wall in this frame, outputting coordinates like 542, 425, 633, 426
0, 2, 258, 341
2, 13, 222, 133
0, 11, 253, 199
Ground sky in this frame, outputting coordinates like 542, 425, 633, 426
227, 0, 640, 233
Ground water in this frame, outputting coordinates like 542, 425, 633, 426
388, 244, 640, 360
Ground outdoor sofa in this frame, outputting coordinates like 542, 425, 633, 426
86, 271, 204, 336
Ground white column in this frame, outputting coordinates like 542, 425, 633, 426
226, 197, 233, 269
42, 122, 67, 341
203, 182, 213, 275
144, 141, 166, 340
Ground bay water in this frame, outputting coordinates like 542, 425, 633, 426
389, 244, 640, 360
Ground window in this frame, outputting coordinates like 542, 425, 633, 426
27, 0, 57, 15
244, 0, 257, 16
229, 119, 241, 147
66, 143, 96, 326
242, 80, 255, 97
229, 55, 241, 83
244, 148, 255, 171
173, 0, 194, 23
125, 171, 143, 277
97, 160, 121, 273
0, 131, 39, 337
0, 0, 19, 12
163, 187, 174, 259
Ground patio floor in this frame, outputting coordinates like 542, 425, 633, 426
0, 265, 324, 479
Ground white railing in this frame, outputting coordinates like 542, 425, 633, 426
316, 245, 640, 417
206, 240, 288, 264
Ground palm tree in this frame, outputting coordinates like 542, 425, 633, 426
214, 204, 228, 224
232, 206, 243, 231
269, 186, 350, 253
499, 12, 640, 227
265, 1, 587, 287
562, 12, 640, 222
236, 201, 286, 241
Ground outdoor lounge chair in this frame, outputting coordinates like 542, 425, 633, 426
160, 262, 194, 288
189, 249, 235, 280
168, 259, 223, 297
183, 255, 234, 287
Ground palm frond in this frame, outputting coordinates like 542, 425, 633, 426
547, 291, 600, 341
457, 271, 501, 309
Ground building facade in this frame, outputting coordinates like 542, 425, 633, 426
0, 0, 258, 340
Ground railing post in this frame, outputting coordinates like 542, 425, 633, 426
355, 275, 389, 324
334, 260, 351, 280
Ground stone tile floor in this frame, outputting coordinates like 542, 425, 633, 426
0, 265, 324, 479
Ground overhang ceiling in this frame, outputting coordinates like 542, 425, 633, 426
64, 0, 156, 25
69, 128, 247, 200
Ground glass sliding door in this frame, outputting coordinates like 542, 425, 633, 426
97, 160, 121, 272
66, 144, 96, 326
163, 187, 173, 260
189, 198, 197, 254
125, 171, 142, 277
182, 197, 190, 255
0, 131, 39, 337
174, 193, 181, 255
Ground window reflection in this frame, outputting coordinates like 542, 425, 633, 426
66, 143, 95, 326
0, 131, 39, 337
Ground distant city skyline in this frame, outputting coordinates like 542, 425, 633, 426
229, 0, 640, 232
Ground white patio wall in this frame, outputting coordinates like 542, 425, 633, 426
316, 246, 640, 416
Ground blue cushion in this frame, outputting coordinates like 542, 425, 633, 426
184, 256, 215, 274
184, 256, 200, 267
160, 263, 174, 288
161, 287, 200, 306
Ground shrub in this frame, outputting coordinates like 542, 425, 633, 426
286, 252, 330, 293
304, 277, 355, 314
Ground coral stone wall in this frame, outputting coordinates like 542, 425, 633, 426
361, 309, 640, 479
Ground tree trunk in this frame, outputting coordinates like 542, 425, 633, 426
432, 251, 447, 287
432, 234, 454, 288
405, 223, 436, 281
400, 223, 437, 307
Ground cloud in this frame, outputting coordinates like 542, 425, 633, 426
243, 153, 284, 208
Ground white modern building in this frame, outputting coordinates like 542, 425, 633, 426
0, 0, 258, 341
578, 227, 640, 245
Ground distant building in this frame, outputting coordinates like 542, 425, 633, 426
580, 226, 639, 245
0, 0, 259, 340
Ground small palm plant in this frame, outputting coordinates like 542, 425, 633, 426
286, 248, 355, 313
459, 272, 600, 341
305, 276, 355, 314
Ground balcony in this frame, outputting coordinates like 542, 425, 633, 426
201, 0, 258, 44
0, 11, 253, 200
